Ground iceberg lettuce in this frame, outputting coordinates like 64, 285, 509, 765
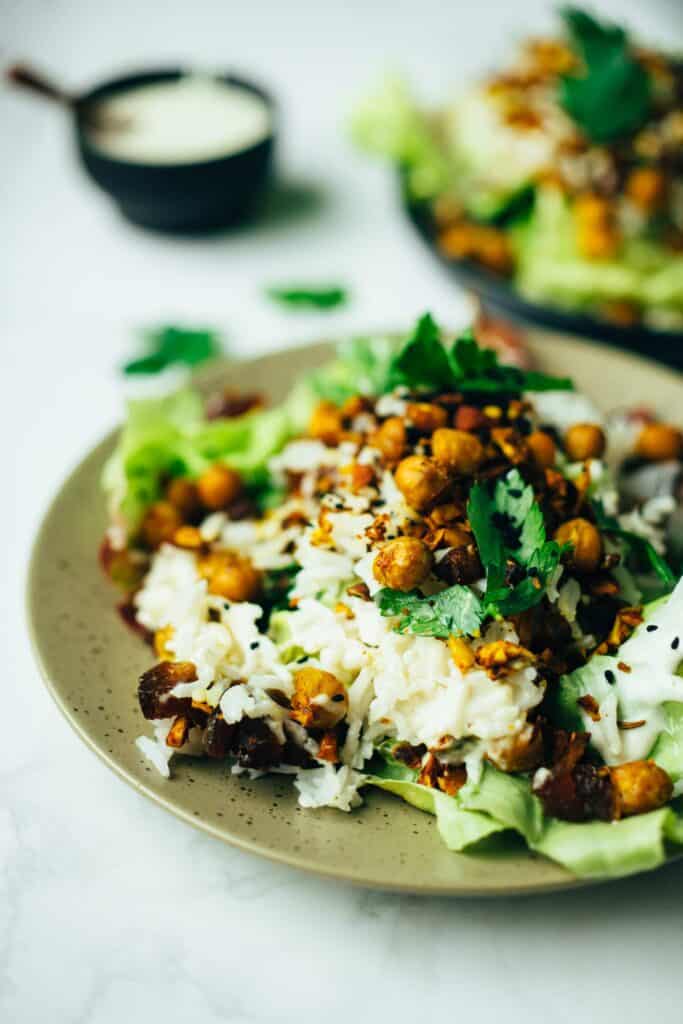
103, 380, 317, 534
369, 757, 683, 879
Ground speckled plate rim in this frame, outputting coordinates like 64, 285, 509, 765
26, 337, 683, 896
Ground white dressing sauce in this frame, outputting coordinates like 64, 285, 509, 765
87, 76, 271, 165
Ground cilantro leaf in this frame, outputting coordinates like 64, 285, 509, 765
123, 325, 221, 376
386, 313, 454, 391
375, 585, 484, 638
559, 7, 651, 143
384, 316, 573, 395
266, 285, 348, 310
467, 481, 506, 596
592, 499, 676, 587
471, 471, 565, 617
494, 469, 544, 563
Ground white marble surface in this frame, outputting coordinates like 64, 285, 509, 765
2, 1, 683, 1021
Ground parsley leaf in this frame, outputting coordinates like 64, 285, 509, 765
123, 325, 221, 376
375, 585, 484, 638
592, 499, 676, 587
559, 7, 651, 143
266, 285, 348, 310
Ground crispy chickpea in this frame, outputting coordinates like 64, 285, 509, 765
197, 550, 262, 602
527, 430, 556, 469
626, 167, 667, 212
372, 416, 407, 462
431, 428, 485, 475
309, 401, 343, 445
165, 477, 201, 519
406, 402, 448, 434
290, 667, 348, 729
635, 422, 682, 462
575, 194, 620, 260
610, 760, 673, 817
197, 463, 243, 510
394, 455, 449, 511
140, 501, 183, 549
373, 536, 433, 591
564, 423, 606, 461
554, 517, 603, 574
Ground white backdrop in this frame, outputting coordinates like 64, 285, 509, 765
2, 2, 683, 1022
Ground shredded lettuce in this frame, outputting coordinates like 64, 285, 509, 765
103, 380, 317, 534
351, 76, 452, 200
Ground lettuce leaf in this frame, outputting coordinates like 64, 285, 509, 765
368, 756, 683, 879
351, 76, 452, 200
104, 381, 317, 534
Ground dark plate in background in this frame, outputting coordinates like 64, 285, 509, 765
405, 200, 683, 373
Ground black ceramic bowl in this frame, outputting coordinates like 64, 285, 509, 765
405, 196, 683, 373
76, 69, 275, 232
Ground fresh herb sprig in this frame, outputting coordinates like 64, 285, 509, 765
386, 314, 573, 394
266, 285, 348, 310
559, 7, 651, 144
123, 326, 221, 376
376, 470, 566, 637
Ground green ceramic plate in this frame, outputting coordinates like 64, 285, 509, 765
27, 331, 683, 895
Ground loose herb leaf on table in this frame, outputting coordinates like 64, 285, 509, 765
123, 326, 222, 376
266, 285, 348, 310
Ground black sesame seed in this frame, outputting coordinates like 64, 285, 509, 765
249, 641, 260, 649
224, 602, 231, 609
508, 488, 523, 499
331, 694, 345, 703
646, 624, 658, 632
605, 670, 616, 685
672, 637, 680, 651
296, 655, 308, 664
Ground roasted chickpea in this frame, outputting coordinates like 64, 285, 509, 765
575, 194, 620, 260
197, 550, 262, 602
554, 517, 603, 574
290, 667, 348, 729
406, 402, 448, 434
309, 401, 343, 445
165, 477, 201, 519
610, 760, 672, 817
635, 422, 682, 462
431, 428, 485, 475
564, 423, 606, 461
394, 455, 449, 511
140, 501, 183, 549
197, 463, 243, 510
526, 430, 556, 469
373, 536, 433, 591
626, 167, 667, 212
371, 416, 407, 462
